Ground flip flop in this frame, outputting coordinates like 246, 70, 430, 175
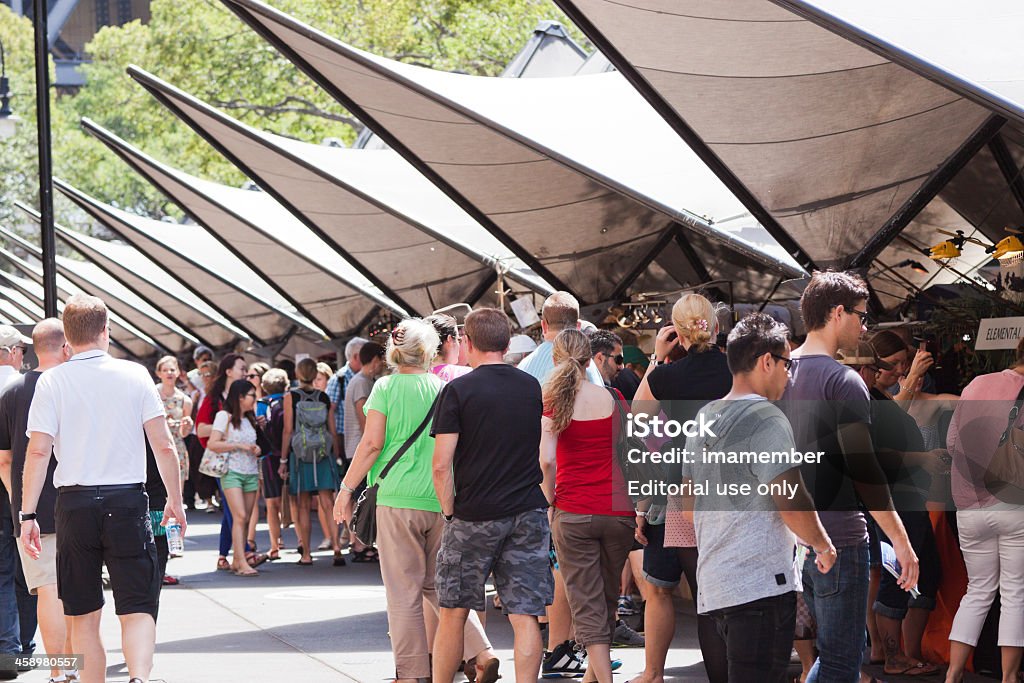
297, 558, 313, 566
232, 569, 259, 577
216, 557, 230, 571
884, 661, 939, 676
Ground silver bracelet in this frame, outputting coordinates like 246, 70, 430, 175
339, 481, 356, 494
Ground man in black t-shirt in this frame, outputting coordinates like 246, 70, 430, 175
431, 308, 553, 683
0, 319, 70, 682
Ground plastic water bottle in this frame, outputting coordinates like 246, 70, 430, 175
166, 517, 184, 556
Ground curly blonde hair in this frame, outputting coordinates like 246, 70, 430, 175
386, 318, 441, 371
542, 329, 592, 434
671, 293, 724, 354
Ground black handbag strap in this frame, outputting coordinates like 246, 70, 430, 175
377, 393, 441, 481
999, 383, 1024, 444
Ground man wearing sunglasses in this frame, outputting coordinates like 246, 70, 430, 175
589, 330, 623, 387
0, 327, 30, 388
0, 325, 31, 678
679, 313, 835, 683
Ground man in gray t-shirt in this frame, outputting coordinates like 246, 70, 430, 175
343, 343, 384, 459
680, 314, 834, 683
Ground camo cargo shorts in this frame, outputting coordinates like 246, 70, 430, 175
436, 508, 554, 616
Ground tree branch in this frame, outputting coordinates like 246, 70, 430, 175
208, 95, 363, 131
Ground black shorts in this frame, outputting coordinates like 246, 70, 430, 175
641, 522, 683, 588
55, 486, 160, 619
260, 454, 284, 499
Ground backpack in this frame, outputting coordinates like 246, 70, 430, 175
290, 389, 329, 464
260, 395, 285, 456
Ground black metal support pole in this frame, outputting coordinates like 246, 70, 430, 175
34, 0, 57, 318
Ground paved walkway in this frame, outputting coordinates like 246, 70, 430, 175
16, 511, 993, 682
16, 511, 705, 682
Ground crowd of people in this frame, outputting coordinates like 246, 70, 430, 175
0, 271, 1018, 683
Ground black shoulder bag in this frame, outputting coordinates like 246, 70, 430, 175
351, 394, 440, 545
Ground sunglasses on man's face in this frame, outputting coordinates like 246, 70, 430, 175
843, 306, 870, 324
613, 354, 624, 365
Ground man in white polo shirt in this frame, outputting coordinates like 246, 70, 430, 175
19, 294, 186, 683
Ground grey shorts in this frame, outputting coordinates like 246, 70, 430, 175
436, 508, 554, 616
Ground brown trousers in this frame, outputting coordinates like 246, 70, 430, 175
551, 508, 636, 645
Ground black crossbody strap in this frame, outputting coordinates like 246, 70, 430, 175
378, 393, 441, 481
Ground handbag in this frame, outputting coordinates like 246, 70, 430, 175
198, 446, 228, 478
351, 394, 440, 546
985, 384, 1024, 504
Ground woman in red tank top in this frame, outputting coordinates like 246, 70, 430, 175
540, 329, 636, 683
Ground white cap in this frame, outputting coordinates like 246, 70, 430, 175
0, 325, 30, 349
508, 334, 537, 355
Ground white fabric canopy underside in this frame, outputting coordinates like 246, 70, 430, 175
556, 0, 994, 270
220, 0, 805, 304
81, 122, 395, 339
54, 182, 339, 344
125, 71, 556, 315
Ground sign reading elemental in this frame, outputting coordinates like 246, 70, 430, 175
976, 316, 1024, 351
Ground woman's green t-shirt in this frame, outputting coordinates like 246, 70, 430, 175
364, 372, 443, 513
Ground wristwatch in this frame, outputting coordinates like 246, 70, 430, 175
649, 353, 664, 366
18, 511, 36, 523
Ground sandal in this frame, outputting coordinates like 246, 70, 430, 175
351, 548, 379, 563
232, 568, 259, 577
268, 548, 280, 561
297, 558, 313, 566
246, 552, 269, 568
216, 557, 230, 571
162, 574, 180, 586
333, 551, 347, 567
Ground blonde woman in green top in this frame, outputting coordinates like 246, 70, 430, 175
335, 318, 496, 683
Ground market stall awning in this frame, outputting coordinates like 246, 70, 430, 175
52, 180, 345, 346
219, 0, 805, 305
79, 123, 404, 339
551, 0, 1006, 276
550, 0, 1024, 311
83, 110, 552, 319
0, 226, 179, 357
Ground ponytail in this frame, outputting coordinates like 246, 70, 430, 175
542, 329, 592, 434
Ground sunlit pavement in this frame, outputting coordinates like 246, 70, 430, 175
21, 510, 708, 682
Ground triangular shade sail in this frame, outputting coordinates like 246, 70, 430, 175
0, 230, 174, 357
123, 72, 555, 314
79, 127, 404, 339
12, 210, 206, 352
53, 180, 341, 345
219, 0, 806, 305
552, 0, 1002, 275
776, 1, 1024, 127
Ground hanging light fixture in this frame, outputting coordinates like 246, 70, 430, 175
989, 235, 1024, 261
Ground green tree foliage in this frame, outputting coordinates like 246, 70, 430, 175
30, 0, 587, 227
